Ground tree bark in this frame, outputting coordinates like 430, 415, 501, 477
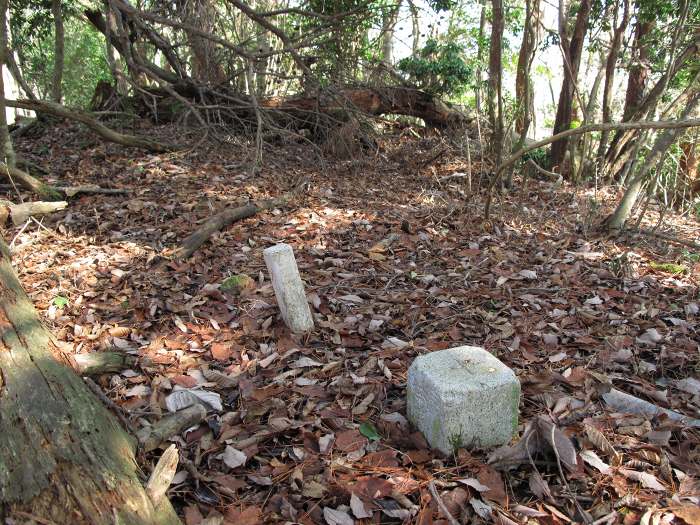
51, 0, 65, 103
680, 137, 699, 195
0, 0, 15, 168
549, 0, 592, 171
262, 87, 470, 128
604, 33, 700, 178
0, 238, 181, 524
380, 2, 401, 65
596, 0, 630, 170
508, 0, 540, 186
622, 18, 654, 120
173, 181, 307, 258
488, 0, 504, 164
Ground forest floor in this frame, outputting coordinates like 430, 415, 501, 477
6, 120, 700, 525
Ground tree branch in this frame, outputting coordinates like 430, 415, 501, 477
4, 99, 177, 152
485, 118, 700, 218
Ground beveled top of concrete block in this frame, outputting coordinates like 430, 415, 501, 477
264, 243, 293, 256
410, 346, 516, 392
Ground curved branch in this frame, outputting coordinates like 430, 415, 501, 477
4, 99, 178, 152
484, 118, 700, 218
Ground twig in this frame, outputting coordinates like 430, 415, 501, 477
428, 480, 460, 525
551, 425, 591, 524
636, 229, 700, 251
83, 376, 136, 437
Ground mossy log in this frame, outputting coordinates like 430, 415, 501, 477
0, 239, 181, 524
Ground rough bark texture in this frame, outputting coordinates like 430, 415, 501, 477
0, 239, 181, 524
487, 0, 504, 163
549, 0, 592, 171
262, 87, 470, 129
622, 19, 654, 120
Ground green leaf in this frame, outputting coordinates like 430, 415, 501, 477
52, 296, 69, 308
359, 422, 381, 442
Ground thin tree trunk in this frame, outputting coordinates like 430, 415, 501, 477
0, 0, 15, 168
549, 0, 592, 171
604, 18, 698, 178
597, 0, 630, 171
488, 0, 504, 163
475, 0, 486, 115
623, 18, 654, 120
381, 2, 401, 65
0, 238, 182, 524
507, 0, 540, 187
51, 0, 65, 103
605, 90, 700, 231
408, 0, 420, 55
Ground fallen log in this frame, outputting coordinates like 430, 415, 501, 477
0, 238, 181, 524
261, 87, 471, 128
4, 99, 177, 153
172, 181, 307, 258
0, 162, 62, 200
0, 199, 67, 226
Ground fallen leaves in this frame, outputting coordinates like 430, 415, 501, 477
10, 125, 700, 525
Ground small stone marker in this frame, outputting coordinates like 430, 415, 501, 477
407, 345, 520, 454
263, 243, 314, 333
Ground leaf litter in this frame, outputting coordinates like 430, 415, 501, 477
5, 121, 700, 524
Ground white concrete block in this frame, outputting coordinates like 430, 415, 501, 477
263, 244, 314, 333
407, 346, 520, 454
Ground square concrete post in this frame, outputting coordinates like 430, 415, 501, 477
407, 346, 520, 454
263, 244, 314, 333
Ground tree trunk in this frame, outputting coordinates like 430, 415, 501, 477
380, 2, 401, 65
514, 0, 540, 136
262, 87, 470, 129
475, 0, 487, 115
178, 0, 226, 85
605, 90, 700, 231
604, 32, 700, 178
508, 0, 540, 187
549, 0, 592, 171
0, 0, 16, 168
597, 0, 630, 170
408, 0, 420, 55
488, 0, 504, 163
51, 0, 64, 103
680, 135, 699, 196
622, 19, 654, 120
0, 238, 182, 524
